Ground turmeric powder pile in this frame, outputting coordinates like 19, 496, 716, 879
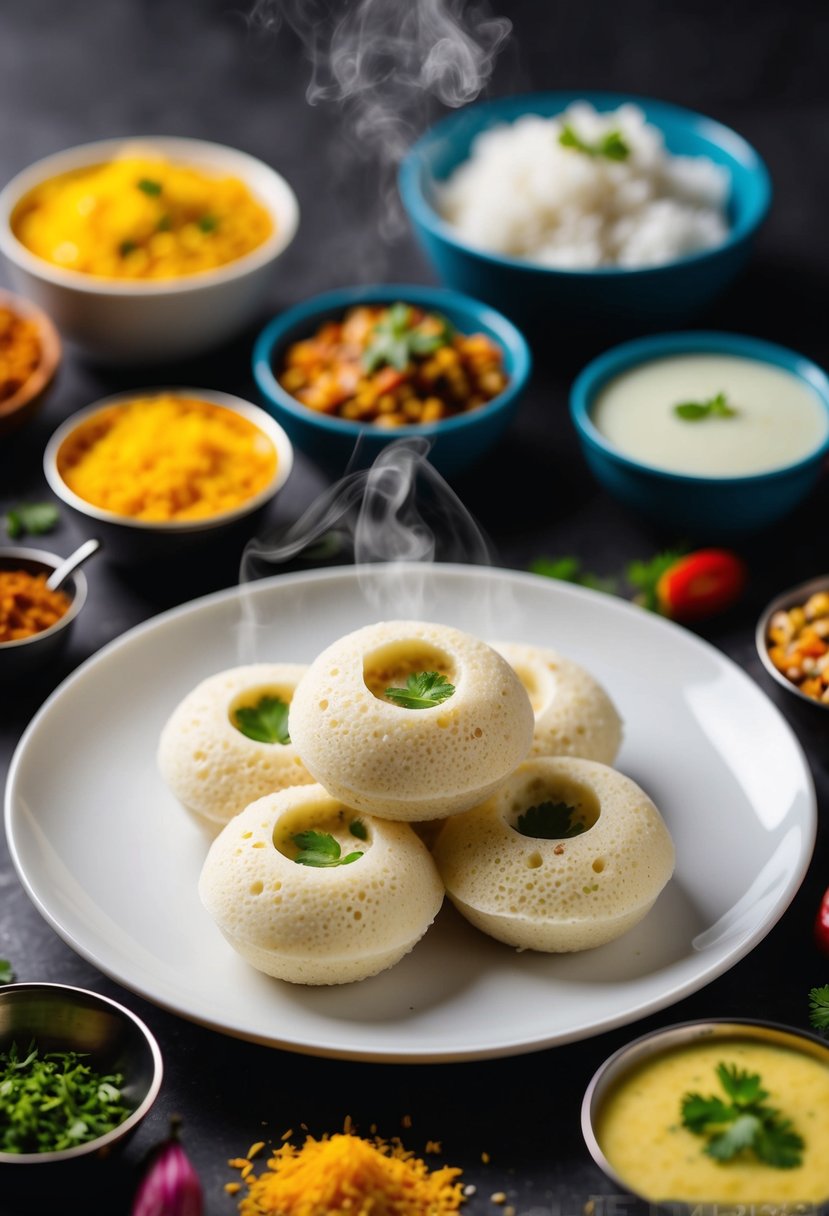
0, 306, 41, 404
56, 394, 277, 522
228, 1130, 466, 1216
0, 569, 70, 643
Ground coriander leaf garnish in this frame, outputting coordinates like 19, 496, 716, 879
157, 214, 171, 232
137, 178, 162, 196
292, 830, 363, 868
119, 239, 138, 256
680, 1061, 804, 1170
674, 392, 737, 422
363, 303, 454, 374
530, 556, 617, 594
198, 214, 218, 233
0, 1041, 131, 1154
626, 548, 687, 613
5, 502, 59, 540
233, 696, 291, 745
515, 801, 585, 840
808, 985, 829, 1033
349, 819, 368, 841
384, 671, 455, 710
559, 123, 630, 161
0, 959, 15, 985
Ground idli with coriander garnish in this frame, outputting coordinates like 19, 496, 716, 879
198, 784, 444, 985
288, 620, 535, 821
433, 756, 674, 952
492, 641, 623, 764
158, 663, 314, 826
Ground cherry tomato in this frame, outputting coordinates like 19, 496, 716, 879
656, 549, 746, 621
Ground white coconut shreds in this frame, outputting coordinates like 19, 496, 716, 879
439, 102, 730, 269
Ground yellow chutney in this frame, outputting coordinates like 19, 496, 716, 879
596, 1037, 829, 1205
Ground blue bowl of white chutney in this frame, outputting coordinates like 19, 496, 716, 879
399, 91, 772, 331
252, 284, 531, 478
570, 331, 829, 535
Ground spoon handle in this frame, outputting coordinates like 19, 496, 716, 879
46, 538, 101, 591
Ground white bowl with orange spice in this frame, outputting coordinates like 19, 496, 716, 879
0, 137, 299, 363
44, 389, 293, 562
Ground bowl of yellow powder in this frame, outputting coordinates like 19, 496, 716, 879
0, 137, 299, 363
44, 390, 293, 562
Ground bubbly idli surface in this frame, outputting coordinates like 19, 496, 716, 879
433, 756, 674, 952
158, 663, 314, 826
198, 784, 444, 985
492, 641, 622, 764
289, 620, 535, 821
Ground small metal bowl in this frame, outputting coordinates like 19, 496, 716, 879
582, 1018, 829, 1210
0, 982, 163, 1164
756, 574, 829, 716
0, 546, 87, 679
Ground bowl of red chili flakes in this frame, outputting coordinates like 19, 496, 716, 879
0, 290, 61, 438
252, 284, 531, 477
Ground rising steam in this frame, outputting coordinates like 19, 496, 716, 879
237, 438, 516, 659
250, 0, 511, 236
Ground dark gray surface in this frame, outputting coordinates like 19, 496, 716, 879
0, 1, 827, 1212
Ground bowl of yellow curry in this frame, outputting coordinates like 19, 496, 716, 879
583, 1019, 829, 1212
0, 138, 299, 363
44, 390, 293, 562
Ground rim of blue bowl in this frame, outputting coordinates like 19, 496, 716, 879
399, 90, 772, 278
252, 283, 532, 439
570, 331, 829, 486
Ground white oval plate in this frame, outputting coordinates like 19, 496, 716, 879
5, 565, 816, 1062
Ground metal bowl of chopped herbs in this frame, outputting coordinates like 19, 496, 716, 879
581, 1018, 829, 1207
0, 983, 163, 1164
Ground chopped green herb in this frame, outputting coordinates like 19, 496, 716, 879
137, 178, 162, 196
559, 123, 630, 161
157, 214, 171, 232
384, 671, 455, 710
349, 820, 368, 841
292, 830, 363, 868
234, 696, 291, 745
119, 240, 138, 257
530, 556, 617, 594
515, 801, 586, 840
808, 985, 829, 1033
363, 302, 454, 374
674, 392, 737, 422
681, 1061, 804, 1169
198, 214, 218, 233
0, 960, 15, 985
0, 1040, 131, 1154
5, 502, 59, 540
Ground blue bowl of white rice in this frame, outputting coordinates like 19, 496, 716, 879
399, 92, 771, 332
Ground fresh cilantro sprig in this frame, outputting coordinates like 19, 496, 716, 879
674, 392, 738, 422
0, 959, 15, 985
384, 671, 455, 710
363, 303, 454, 374
530, 556, 617, 594
626, 548, 686, 613
808, 985, 829, 1033
292, 830, 363, 868
0, 1041, 131, 1154
515, 801, 585, 840
681, 1062, 804, 1169
234, 696, 291, 745
137, 178, 162, 196
559, 123, 630, 161
5, 502, 59, 540
198, 215, 219, 233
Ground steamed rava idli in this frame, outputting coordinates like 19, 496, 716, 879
492, 641, 622, 764
198, 784, 444, 985
288, 620, 535, 821
433, 756, 674, 952
158, 663, 313, 826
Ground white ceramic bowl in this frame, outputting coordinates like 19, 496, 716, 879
0, 136, 300, 363
44, 388, 294, 562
